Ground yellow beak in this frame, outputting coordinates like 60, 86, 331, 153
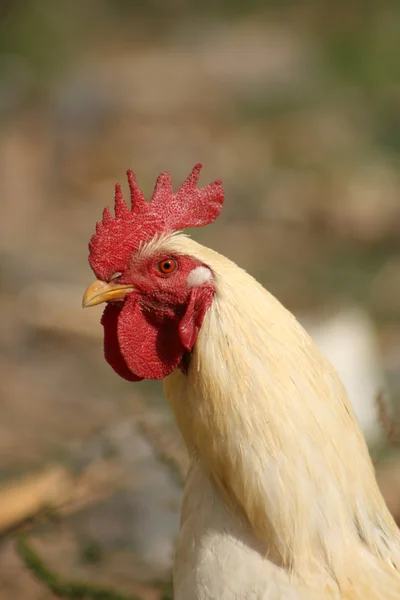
82, 279, 135, 308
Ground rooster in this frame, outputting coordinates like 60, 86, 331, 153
83, 165, 400, 599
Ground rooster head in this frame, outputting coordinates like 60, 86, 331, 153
82, 164, 224, 381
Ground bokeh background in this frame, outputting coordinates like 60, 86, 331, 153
1, 1, 400, 598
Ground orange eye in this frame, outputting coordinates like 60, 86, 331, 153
158, 258, 177, 274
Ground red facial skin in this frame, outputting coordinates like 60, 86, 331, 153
100, 252, 214, 382
87, 164, 224, 383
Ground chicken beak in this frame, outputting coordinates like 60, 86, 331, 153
82, 280, 135, 308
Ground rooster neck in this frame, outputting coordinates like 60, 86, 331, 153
163, 238, 400, 590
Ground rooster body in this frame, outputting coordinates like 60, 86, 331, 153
164, 236, 400, 599
83, 166, 400, 599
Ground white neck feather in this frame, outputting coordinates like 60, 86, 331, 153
163, 236, 400, 591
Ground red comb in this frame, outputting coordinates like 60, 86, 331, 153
88, 164, 224, 281
101, 163, 223, 229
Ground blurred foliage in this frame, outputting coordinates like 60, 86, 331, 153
16, 534, 144, 600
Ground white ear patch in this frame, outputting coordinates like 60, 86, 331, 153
187, 266, 212, 288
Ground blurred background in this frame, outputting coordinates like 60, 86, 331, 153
0, 1, 400, 598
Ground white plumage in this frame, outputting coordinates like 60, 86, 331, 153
157, 233, 400, 599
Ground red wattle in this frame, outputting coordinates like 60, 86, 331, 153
101, 303, 143, 382
117, 295, 185, 380
101, 285, 214, 382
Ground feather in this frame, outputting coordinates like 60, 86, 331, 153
161, 234, 400, 599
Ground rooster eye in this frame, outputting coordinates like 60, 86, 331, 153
158, 259, 177, 275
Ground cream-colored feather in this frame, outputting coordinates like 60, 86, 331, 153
157, 233, 400, 599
